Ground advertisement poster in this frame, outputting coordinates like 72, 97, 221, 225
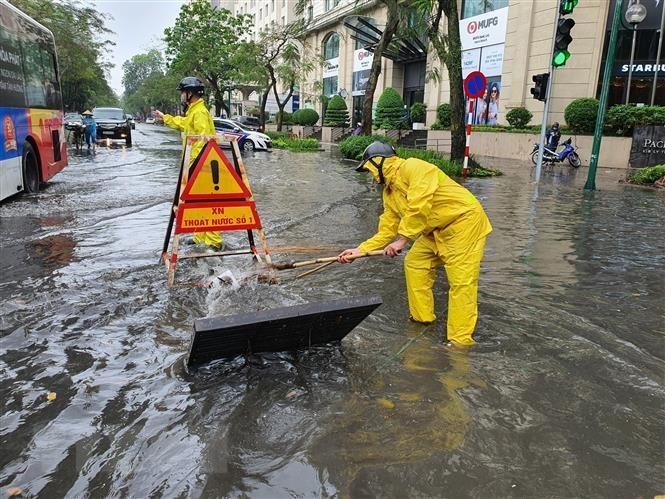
473, 80, 501, 125
323, 57, 339, 79
480, 44, 504, 77
352, 49, 373, 96
459, 7, 509, 50
462, 49, 481, 79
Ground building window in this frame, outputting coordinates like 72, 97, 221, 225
308, 5, 313, 21
353, 17, 377, 50
259, 8, 262, 19
461, 0, 508, 19
322, 32, 340, 60
281, 15, 285, 25
271, 0, 274, 12
325, 0, 341, 11
323, 76, 338, 97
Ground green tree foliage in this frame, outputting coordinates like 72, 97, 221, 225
564, 98, 599, 134
323, 95, 349, 127
164, 0, 255, 116
293, 108, 319, 126
122, 66, 180, 116
506, 107, 533, 128
122, 49, 164, 96
410, 102, 427, 123
375, 87, 406, 129
9, 0, 118, 111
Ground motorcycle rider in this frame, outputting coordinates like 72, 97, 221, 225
546, 122, 561, 151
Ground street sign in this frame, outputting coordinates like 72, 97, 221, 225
464, 71, 487, 98
181, 140, 250, 201
175, 201, 261, 234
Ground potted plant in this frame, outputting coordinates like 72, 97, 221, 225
410, 102, 427, 130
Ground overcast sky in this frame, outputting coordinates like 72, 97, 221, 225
92, 1, 186, 96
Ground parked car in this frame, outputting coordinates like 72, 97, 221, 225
126, 114, 136, 129
232, 115, 263, 132
145, 117, 156, 124
215, 118, 272, 151
213, 118, 249, 150
93, 107, 132, 146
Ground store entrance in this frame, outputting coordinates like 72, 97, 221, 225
403, 60, 426, 109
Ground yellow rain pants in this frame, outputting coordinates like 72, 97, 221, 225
163, 99, 223, 249
357, 156, 492, 345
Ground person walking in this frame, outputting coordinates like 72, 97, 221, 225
154, 77, 223, 250
338, 142, 492, 347
81, 110, 96, 153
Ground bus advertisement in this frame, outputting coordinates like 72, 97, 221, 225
0, 0, 67, 202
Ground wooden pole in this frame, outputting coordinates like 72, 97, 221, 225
272, 250, 385, 270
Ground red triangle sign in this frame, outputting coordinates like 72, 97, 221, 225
181, 140, 251, 201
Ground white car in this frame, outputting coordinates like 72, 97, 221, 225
145, 117, 156, 124
214, 118, 272, 151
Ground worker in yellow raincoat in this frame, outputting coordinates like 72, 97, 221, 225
154, 77, 223, 249
338, 141, 492, 346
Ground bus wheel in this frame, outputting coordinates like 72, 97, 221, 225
22, 142, 40, 193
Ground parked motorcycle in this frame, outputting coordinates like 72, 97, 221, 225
531, 138, 581, 168
65, 122, 85, 150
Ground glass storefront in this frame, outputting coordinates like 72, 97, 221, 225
597, 0, 664, 106
461, 0, 509, 19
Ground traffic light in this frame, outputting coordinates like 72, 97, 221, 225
553, 0, 578, 67
531, 73, 550, 101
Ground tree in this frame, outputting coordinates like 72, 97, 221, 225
323, 95, 350, 126
375, 87, 406, 129
414, 0, 466, 162
122, 49, 164, 96
9, 0, 118, 111
164, 0, 255, 116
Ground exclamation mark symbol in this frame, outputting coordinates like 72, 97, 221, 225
211, 160, 220, 191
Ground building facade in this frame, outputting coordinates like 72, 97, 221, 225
297, 0, 664, 127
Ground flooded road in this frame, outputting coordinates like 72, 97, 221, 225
1, 125, 663, 498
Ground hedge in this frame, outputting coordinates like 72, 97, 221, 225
605, 105, 665, 136
565, 98, 599, 134
628, 164, 665, 184
323, 95, 349, 127
375, 87, 407, 129
430, 103, 452, 130
293, 108, 320, 126
506, 107, 533, 128
338, 134, 396, 160
272, 137, 320, 151
410, 102, 426, 123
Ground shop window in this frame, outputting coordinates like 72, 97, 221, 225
323, 76, 338, 97
323, 32, 340, 60
461, 0, 509, 19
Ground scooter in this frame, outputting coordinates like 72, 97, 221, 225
531, 138, 581, 168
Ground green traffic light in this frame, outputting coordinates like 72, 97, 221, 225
560, 0, 578, 15
553, 50, 571, 67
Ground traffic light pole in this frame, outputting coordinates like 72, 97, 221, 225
585, 0, 624, 191
534, 7, 562, 194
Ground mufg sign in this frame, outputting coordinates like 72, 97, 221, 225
629, 125, 665, 168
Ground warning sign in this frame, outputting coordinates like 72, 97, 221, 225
181, 140, 251, 201
175, 201, 261, 233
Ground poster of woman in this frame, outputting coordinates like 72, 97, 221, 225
486, 82, 500, 125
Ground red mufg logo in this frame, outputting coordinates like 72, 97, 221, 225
467, 21, 477, 34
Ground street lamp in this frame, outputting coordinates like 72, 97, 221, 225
625, 0, 647, 103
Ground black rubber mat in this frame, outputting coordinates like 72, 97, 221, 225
187, 296, 383, 366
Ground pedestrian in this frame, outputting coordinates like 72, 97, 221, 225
353, 122, 362, 136
81, 110, 96, 153
338, 141, 492, 347
154, 77, 223, 250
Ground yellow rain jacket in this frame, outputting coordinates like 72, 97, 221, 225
163, 99, 223, 248
358, 156, 492, 345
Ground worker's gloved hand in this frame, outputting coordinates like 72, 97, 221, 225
338, 247, 361, 263
384, 237, 408, 257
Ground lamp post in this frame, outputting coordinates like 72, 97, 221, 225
625, 0, 647, 103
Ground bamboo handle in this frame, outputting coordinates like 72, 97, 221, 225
272, 250, 385, 271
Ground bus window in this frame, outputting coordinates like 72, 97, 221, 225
20, 38, 46, 107
0, 25, 27, 107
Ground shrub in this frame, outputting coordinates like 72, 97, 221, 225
265, 131, 291, 141
605, 105, 665, 136
272, 137, 320, 151
629, 164, 665, 184
291, 109, 302, 124
338, 134, 396, 160
506, 107, 533, 128
295, 108, 319, 126
431, 103, 452, 129
410, 102, 427, 123
276, 111, 293, 125
323, 95, 349, 127
375, 87, 407, 129
396, 148, 501, 178
564, 98, 599, 134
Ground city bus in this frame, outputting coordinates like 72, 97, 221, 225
0, 0, 67, 202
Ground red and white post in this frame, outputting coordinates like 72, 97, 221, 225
463, 100, 474, 178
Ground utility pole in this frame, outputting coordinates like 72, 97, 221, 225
585, 0, 624, 191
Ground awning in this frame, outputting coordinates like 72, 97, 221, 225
344, 17, 427, 64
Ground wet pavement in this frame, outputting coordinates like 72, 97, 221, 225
1, 125, 663, 498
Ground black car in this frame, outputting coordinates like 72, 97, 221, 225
93, 107, 132, 146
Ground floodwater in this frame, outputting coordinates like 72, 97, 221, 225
1, 125, 663, 498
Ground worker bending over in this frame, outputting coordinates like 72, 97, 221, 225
338, 142, 492, 346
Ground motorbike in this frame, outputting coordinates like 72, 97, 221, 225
531, 138, 581, 168
65, 122, 85, 150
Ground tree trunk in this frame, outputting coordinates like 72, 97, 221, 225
361, 4, 399, 135
273, 80, 295, 132
259, 83, 272, 128
442, 0, 465, 163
